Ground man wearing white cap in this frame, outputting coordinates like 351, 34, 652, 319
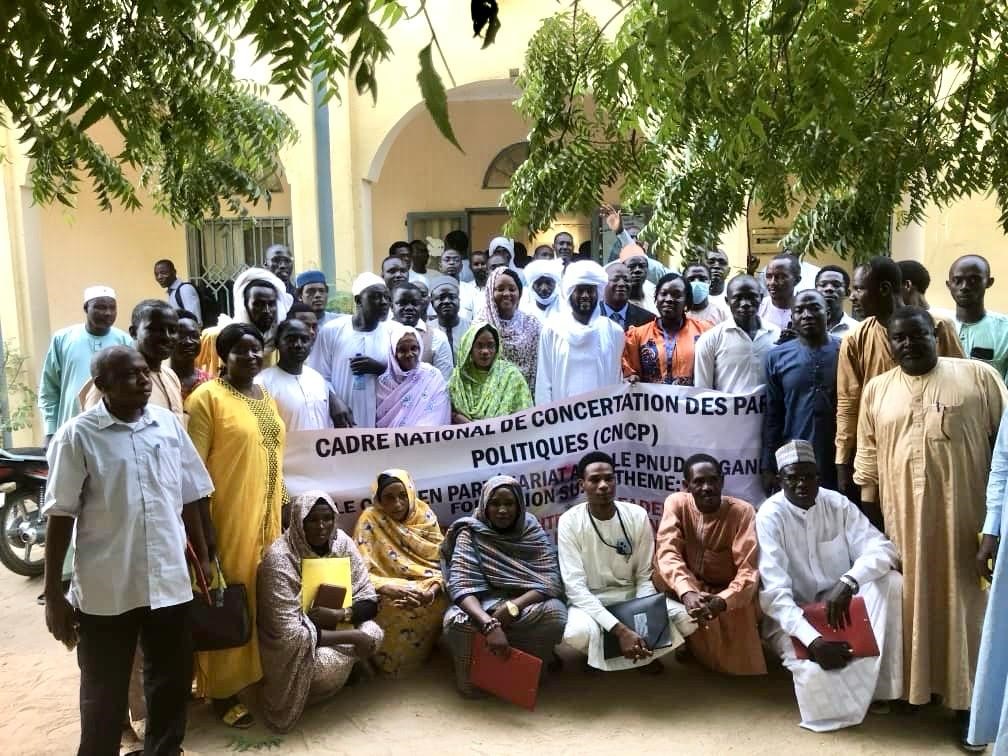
314, 272, 390, 427
535, 260, 625, 403
757, 439, 903, 732
38, 285, 132, 447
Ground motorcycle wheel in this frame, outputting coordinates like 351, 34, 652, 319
0, 488, 46, 577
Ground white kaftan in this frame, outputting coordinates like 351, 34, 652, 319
535, 314, 624, 404
558, 501, 695, 671
313, 315, 389, 428
756, 488, 903, 732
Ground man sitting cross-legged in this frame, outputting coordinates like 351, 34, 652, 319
558, 451, 696, 672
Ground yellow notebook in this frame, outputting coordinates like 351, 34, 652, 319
301, 556, 353, 611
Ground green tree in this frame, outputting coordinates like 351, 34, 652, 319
504, 1, 1008, 262
1, 0, 496, 222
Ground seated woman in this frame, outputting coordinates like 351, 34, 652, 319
376, 323, 451, 428
257, 491, 384, 732
353, 470, 448, 677
440, 475, 567, 696
447, 323, 533, 424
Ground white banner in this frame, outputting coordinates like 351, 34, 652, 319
284, 384, 767, 536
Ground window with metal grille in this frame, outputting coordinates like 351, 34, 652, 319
185, 217, 293, 316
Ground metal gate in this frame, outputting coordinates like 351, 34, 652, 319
185, 217, 293, 316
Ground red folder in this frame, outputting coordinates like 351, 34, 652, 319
469, 634, 543, 711
791, 596, 880, 660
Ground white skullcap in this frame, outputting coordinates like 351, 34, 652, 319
775, 439, 817, 470
352, 272, 386, 296
488, 236, 515, 256
83, 285, 116, 303
523, 258, 563, 285
562, 259, 609, 302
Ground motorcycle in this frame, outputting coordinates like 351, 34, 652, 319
0, 447, 48, 577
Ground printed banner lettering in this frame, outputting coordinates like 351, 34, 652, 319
284, 384, 767, 534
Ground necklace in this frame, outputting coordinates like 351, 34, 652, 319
587, 503, 633, 557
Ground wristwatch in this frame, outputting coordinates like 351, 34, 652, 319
505, 600, 520, 618
839, 575, 859, 594
342, 606, 353, 623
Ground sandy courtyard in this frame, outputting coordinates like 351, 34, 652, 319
0, 565, 972, 755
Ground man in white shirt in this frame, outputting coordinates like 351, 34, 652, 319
759, 253, 801, 331
428, 276, 471, 365
815, 265, 860, 336
43, 345, 214, 756
757, 439, 903, 732
154, 259, 202, 323
684, 261, 732, 325
536, 260, 625, 404
391, 282, 454, 380
439, 248, 478, 321
693, 275, 780, 392
314, 273, 390, 428
559, 451, 696, 671
257, 318, 352, 430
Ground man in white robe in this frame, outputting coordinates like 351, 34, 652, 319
758, 439, 903, 732
314, 273, 390, 428
559, 452, 695, 671
535, 260, 625, 404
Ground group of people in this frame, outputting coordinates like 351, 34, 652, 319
33, 228, 1008, 754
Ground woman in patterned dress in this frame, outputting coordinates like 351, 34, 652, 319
352, 469, 448, 676
186, 323, 287, 728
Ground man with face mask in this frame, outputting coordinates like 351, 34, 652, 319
518, 258, 563, 324
854, 307, 1007, 748
535, 260, 625, 403
684, 262, 731, 325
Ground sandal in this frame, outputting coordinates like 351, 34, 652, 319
214, 698, 254, 729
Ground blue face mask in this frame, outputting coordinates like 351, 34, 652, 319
690, 280, 710, 303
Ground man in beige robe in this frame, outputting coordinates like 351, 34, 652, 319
836, 257, 964, 503
854, 305, 1006, 740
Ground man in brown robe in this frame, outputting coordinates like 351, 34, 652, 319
653, 454, 766, 675
836, 256, 964, 508
854, 305, 1007, 746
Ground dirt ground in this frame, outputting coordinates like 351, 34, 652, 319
0, 566, 972, 756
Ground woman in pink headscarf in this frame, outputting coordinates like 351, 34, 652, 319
376, 323, 451, 427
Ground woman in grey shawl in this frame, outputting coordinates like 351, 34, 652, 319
440, 474, 567, 695
256, 491, 384, 731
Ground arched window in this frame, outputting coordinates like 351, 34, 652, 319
482, 141, 530, 189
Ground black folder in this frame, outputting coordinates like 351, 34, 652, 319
602, 592, 672, 659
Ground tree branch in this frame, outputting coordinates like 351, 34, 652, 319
421, 1, 456, 87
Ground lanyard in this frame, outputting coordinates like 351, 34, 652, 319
587, 505, 634, 557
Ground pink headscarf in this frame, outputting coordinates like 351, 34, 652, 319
375, 323, 451, 428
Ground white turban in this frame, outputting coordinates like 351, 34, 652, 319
562, 259, 609, 303
519, 258, 563, 315
351, 272, 386, 296
230, 267, 292, 349
83, 285, 116, 303
488, 236, 515, 257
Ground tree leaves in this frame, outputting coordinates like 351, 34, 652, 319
506, 0, 1008, 261
417, 43, 462, 152
1, 0, 498, 221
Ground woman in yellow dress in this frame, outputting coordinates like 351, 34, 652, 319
352, 470, 448, 676
186, 323, 286, 728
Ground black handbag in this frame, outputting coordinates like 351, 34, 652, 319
602, 592, 671, 659
187, 547, 251, 651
